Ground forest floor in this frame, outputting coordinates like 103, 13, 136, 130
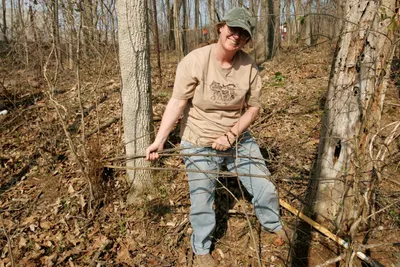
0, 42, 399, 267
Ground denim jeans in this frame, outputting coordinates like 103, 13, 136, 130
180, 133, 282, 255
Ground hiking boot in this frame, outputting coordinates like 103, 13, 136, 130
194, 253, 216, 267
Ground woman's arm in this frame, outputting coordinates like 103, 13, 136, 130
212, 106, 260, 150
146, 98, 188, 160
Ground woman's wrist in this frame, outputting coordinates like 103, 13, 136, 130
228, 129, 237, 138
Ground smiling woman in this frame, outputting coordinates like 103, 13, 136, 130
146, 6, 292, 267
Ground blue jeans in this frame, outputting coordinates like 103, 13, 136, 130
181, 133, 282, 255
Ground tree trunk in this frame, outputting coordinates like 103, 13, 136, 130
195, 0, 200, 45
182, 0, 188, 55
208, 0, 217, 40
173, 0, 183, 59
116, 0, 154, 195
303, 0, 312, 46
285, 0, 291, 44
313, 0, 397, 235
294, 0, 302, 42
152, 0, 162, 83
1, 0, 8, 43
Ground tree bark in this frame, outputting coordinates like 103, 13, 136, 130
208, 0, 217, 40
173, 0, 183, 59
195, 0, 200, 45
116, 0, 154, 194
313, 0, 397, 233
1, 0, 8, 43
152, 0, 162, 83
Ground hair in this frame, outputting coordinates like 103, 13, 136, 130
216, 22, 226, 35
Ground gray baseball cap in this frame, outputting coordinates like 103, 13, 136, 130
222, 7, 256, 38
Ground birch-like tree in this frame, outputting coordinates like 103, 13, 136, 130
116, 0, 154, 198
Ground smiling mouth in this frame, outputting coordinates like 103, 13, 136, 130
227, 38, 239, 46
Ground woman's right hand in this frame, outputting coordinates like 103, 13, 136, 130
145, 142, 164, 161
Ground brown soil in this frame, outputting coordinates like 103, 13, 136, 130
0, 43, 399, 267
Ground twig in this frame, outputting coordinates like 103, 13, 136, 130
85, 117, 119, 138
0, 215, 15, 267
315, 254, 346, 267
90, 239, 112, 267
105, 164, 343, 181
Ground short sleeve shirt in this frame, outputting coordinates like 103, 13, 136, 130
172, 44, 262, 146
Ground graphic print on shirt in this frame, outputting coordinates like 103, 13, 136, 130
210, 81, 236, 104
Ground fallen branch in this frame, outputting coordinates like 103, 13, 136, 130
90, 239, 112, 267
1, 215, 15, 267
279, 200, 385, 267
315, 254, 346, 267
85, 117, 119, 138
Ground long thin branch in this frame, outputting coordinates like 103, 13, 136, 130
0, 215, 15, 267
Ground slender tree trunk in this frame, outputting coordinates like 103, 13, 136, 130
117, 0, 154, 196
304, 0, 312, 46
167, 1, 175, 50
294, 0, 302, 42
1, 0, 8, 43
173, 0, 183, 59
10, 0, 13, 39
313, 0, 397, 236
208, 0, 217, 40
182, 0, 188, 55
152, 0, 162, 83
285, 0, 291, 44
17, 0, 29, 66
195, 0, 199, 45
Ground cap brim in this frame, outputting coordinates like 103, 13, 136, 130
226, 21, 252, 38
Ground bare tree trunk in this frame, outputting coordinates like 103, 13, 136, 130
117, 0, 154, 196
10, 0, 13, 39
28, 4, 42, 70
294, 0, 302, 42
285, 0, 291, 44
152, 0, 162, 83
17, 0, 29, 66
167, 0, 175, 50
1, 0, 8, 43
303, 0, 312, 46
52, 0, 63, 69
208, 0, 217, 40
313, 0, 397, 237
63, 0, 77, 69
195, 0, 199, 45
182, 0, 188, 55
173, 0, 183, 59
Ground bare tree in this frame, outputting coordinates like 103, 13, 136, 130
1, 0, 8, 43
208, 0, 217, 40
152, 0, 162, 83
116, 0, 154, 198
312, 0, 398, 243
173, 0, 183, 59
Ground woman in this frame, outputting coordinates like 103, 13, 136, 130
146, 7, 288, 267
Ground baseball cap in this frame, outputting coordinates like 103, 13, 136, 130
222, 7, 256, 38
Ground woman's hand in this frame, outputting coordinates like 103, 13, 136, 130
145, 141, 164, 161
212, 132, 236, 151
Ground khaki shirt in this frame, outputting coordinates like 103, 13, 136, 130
172, 44, 262, 146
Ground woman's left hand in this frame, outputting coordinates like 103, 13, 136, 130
212, 134, 234, 151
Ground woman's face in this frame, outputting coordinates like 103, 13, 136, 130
219, 24, 250, 52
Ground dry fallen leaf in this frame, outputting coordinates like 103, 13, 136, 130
116, 244, 135, 266
18, 236, 27, 249
39, 221, 51, 230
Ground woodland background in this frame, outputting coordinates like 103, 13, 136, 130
0, 0, 399, 266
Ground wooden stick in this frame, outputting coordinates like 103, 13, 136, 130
279, 200, 385, 267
